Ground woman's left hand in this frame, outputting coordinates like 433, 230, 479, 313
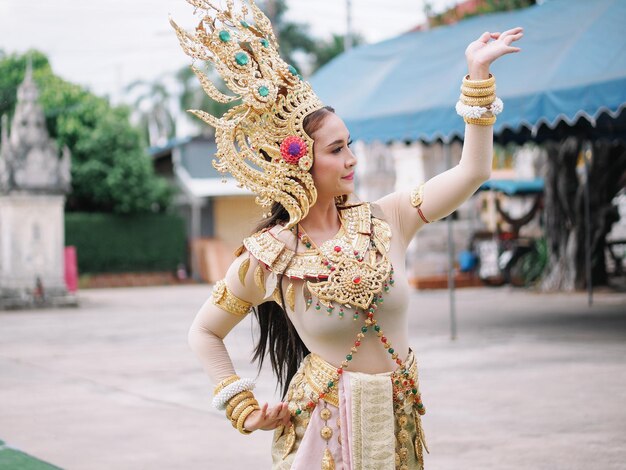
465, 27, 524, 79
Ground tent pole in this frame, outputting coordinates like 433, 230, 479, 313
583, 141, 593, 306
444, 142, 457, 340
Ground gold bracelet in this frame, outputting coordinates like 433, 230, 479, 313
461, 84, 496, 97
213, 375, 240, 396
460, 93, 495, 107
462, 73, 495, 88
230, 397, 260, 424
236, 404, 260, 435
226, 391, 255, 418
464, 115, 496, 126
211, 279, 252, 316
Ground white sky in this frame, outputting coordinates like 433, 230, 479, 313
0, 0, 458, 105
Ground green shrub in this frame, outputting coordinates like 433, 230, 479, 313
65, 212, 186, 274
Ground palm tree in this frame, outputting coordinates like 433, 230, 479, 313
125, 77, 177, 147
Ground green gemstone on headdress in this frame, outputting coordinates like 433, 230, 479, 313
218, 30, 231, 43
260, 38, 269, 48
258, 85, 269, 97
235, 52, 249, 66
240, 20, 249, 28
288, 65, 298, 76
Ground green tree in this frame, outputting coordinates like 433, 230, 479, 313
176, 65, 235, 136
424, 0, 536, 27
264, 0, 317, 72
312, 33, 365, 71
0, 49, 173, 214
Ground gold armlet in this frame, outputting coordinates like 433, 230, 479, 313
410, 184, 431, 224
211, 279, 252, 316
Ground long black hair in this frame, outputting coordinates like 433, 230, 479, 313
251, 105, 335, 399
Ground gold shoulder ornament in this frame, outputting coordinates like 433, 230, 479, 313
170, 0, 325, 229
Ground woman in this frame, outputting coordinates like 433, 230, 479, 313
171, 2, 522, 468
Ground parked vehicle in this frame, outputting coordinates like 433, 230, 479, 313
471, 230, 547, 287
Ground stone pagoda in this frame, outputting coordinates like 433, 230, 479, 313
0, 61, 76, 308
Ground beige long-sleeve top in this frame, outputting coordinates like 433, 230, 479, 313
188, 124, 493, 386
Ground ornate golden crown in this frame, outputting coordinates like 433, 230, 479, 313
170, 0, 325, 228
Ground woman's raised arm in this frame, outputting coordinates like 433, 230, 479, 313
375, 27, 523, 247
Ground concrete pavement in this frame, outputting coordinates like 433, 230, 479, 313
0, 285, 624, 470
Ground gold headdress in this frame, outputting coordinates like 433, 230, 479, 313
170, 0, 325, 228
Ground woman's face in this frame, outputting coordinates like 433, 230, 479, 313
309, 113, 357, 198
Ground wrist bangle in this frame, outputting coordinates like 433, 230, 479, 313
456, 97, 503, 119
213, 375, 240, 395
460, 93, 495, 107
464, 115, 496, 126
230, 397, 259, 423
226, 391, 255, 418
236, 404, 260, 435
460, 84, 496, 97
212, 377, 256, 410
463, 73, 495, 88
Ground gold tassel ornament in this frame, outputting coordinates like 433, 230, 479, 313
282, 424, 296, 459
321, 447, 335, 470
254, 264, 265, 290
286, 282, 295, 311
238, 256, 250, 285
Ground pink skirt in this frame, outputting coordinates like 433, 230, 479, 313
271, 350, 428, 469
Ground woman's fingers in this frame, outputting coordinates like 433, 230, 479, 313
245, 402, 292, 431
478, 31, 491, 43
277, 402, 292, 426
500, 26, 524, 37
504, 33, 524, 46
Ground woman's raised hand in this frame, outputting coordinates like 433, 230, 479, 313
243, 401, 292, 432
465, 27, 524, 79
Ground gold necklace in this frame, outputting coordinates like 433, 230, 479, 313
294, 217, 393, 311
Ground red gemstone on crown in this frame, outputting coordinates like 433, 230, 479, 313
334, 246, 341, 252
353, 276, 361, 284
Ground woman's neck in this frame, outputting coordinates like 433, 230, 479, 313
298, 195, 341, 239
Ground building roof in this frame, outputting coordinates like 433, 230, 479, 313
148, 135, 252, 199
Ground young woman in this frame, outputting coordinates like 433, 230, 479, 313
171, 2, 522, 468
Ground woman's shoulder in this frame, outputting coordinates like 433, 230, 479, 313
234, 223, 298, 272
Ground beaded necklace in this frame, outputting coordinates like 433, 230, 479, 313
289, 217, 425, 417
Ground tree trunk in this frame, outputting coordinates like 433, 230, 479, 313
540, 137, 626, 292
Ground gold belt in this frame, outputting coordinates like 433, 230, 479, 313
293, 350, 418, 409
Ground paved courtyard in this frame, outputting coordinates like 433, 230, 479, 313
0, 284, 625, 470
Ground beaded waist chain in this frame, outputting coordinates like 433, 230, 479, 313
288, 349, 423, 414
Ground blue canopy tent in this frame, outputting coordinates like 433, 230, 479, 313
310, 0, 626, 333
479, 178, 544, 195
310, 0, 626, 144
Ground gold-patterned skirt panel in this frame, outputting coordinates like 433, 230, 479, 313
271, 353, 428, 469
